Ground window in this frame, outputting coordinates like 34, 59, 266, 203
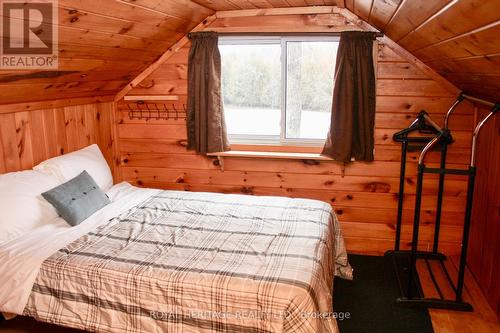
219, 36, 339, 146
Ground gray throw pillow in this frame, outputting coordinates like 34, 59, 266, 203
42, 171, 111, 226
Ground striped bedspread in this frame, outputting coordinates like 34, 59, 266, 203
23, 190, 352, 333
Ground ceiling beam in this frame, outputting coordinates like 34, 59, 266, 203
216, 6, 340, 18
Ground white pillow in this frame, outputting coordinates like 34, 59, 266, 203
34, 144, 113, 191
0, 170, 61, 244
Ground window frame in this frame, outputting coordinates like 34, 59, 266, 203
219, 35, 340, 147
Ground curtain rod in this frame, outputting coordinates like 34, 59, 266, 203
188, 31, 384, 38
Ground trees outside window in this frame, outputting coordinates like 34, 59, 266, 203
219, 36, 339, 146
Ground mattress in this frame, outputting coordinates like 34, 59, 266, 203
22, 188, 352, 332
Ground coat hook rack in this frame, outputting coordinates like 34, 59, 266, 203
125, 100, 187, 121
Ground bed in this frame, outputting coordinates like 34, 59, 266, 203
0, 145, 352, 333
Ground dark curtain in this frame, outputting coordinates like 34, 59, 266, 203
186, 31, 230, 154
322, 31, 377, 163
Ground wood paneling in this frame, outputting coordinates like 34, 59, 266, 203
397, 0, 500, 52
209, 13, 355, 32
0, 96, 114, 114
468, 108, 500, 318
192, 1, 345, 11
368, 0, 401, 29
0, 1, 214, 104
2, 1, 498, 103
0, 0, 496, 327
0, 101, 115, 176
356, 0, 500, 101
117, 13, 476, 256
191, 1, 500, 101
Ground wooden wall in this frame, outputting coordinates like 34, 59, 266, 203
468, 108, 500, 318
116, 13, 476, 255
0, 101, 115, 175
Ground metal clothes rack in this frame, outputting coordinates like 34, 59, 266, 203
386, 93, 500, 311
391, 110, 453, 253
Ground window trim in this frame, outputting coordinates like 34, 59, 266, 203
219, 35, 340, 147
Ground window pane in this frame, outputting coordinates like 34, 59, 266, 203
285, 41, 338, 140
220, 43, 281, 137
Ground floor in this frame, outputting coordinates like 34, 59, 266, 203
1, 257, 498, 333
0, 317, 83, 332
421, 256, 499, 333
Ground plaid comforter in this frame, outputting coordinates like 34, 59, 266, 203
24, 190, 352, 333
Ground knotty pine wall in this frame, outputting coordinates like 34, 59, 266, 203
0, 101, 115, 176
116, 13, 477, 255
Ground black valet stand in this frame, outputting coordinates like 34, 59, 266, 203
386, 93, 500, 311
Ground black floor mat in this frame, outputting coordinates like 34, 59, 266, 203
333, 254, 434, 333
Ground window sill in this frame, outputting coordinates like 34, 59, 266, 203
207, 151, 333, 170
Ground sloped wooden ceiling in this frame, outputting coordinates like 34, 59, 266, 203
0, 0, 214, 104
192, 0, 500, 102
0, 0, 499, 104
353, 0, 500, 102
